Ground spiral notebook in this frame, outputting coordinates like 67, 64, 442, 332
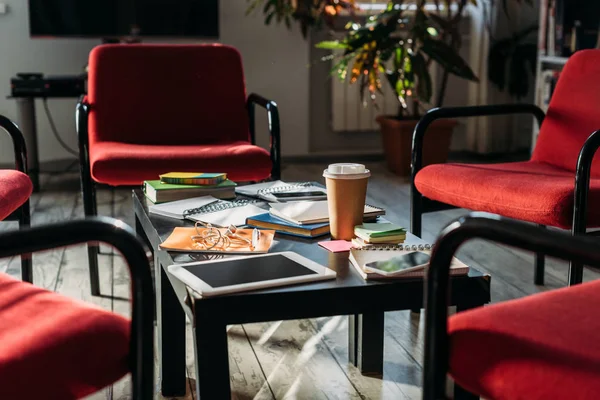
236, 181, 327, 202
349, 245, 470, 280
148, 196, 219, 220
183, 199, 266, 227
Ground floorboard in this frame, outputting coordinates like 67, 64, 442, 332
11, 162, 589, 400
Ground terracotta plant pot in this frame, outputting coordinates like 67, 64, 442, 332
375, 115, 458, 176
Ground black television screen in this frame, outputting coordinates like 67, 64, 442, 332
28, 0, 219, 38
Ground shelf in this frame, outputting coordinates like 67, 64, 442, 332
539, 55, 569, 65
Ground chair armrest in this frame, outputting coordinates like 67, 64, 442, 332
422, 212, 600, 400
75, 95, 93, 183
0, 216, 154, 400
247, 93, 281, 180
76, 95, 90, 153
568, 129, 600, 283
411, 103, 545, 178
573, 129, 600, 233
0, 114, 28, 173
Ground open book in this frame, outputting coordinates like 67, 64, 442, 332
270, 200, 385, 225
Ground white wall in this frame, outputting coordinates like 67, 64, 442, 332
0, 1, 310, 165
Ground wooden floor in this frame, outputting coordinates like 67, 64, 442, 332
2, 161, 598, 400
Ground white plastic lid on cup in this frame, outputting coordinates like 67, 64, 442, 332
323, 163, 371, 179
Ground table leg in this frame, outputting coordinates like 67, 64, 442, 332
453, 301, 483, 400
15, 98, 40, 192
193, 321, 230, 399
348, 312, 384, 377
135, 216, 155, 285
158, 261, 187, 397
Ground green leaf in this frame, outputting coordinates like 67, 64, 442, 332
395, 47, 403, 70
245, 0, 262, 16
395, 77, 405, 97
265, 11, 275, 25
421, 37, 479, 82
263, 0, 272, 14
385, 71, 399, 95
315, 40, 348, 50
411, 53, 432, 103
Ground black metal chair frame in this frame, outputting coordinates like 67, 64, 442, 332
410, 103, 600, 286
422, 213, 600, 400
76, 93, 281, 297
0, 115, 32, 283
0, 217, 154, 399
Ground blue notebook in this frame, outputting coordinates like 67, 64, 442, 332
246, 213, 330, 238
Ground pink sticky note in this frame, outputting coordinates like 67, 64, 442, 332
318, 240, 353, 253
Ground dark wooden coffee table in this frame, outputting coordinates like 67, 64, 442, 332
132, 188, 490, 399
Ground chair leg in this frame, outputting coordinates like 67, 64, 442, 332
534, 252, 545, 285
569, 213, 585, 285
82, 179, 100, 296
19, 199, 33, 283
570, 195, 587, 285
410, 191, 423, 237
533, 224, 546, 285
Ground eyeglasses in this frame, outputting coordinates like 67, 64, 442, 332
191, 221, 261, 251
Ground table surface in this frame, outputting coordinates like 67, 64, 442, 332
132, 188, 488, 301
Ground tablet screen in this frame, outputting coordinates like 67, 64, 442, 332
181, 254, 318, 288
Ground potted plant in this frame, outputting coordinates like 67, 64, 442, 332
315, 0, 482, 175
247, 0, 533, 175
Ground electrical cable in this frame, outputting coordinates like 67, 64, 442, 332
42, 98, 79, 156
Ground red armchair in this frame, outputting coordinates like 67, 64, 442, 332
422, 213, 600, 400
0, 115, 33, 282
77, 43, 281, 296
411, 49, 600, 287
0, 217, 154, 399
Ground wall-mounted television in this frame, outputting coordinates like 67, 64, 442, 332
28, 0, 219, 39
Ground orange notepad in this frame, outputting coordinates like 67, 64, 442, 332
159, 227, 275, 254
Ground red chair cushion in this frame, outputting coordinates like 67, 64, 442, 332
414, 160, 600, 229
0, 273, 130, 399
90, 141, 272, 185
87, 44, 251, 146
532, 50, 600, 177
448, 279, 600, 400
0, 170, 32, 220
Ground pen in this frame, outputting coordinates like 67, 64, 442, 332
252, 228, 260, 250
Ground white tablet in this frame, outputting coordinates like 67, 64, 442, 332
167, 251, 336, 297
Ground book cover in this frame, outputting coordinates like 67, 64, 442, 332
159, 172, 227, 185
147, 179, 236, 191
354, 223, 406, 239
144, 179, 236, 203
246, 213, 330, 238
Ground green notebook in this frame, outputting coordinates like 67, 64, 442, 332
354, 223, 406, 239
143, 179, 237, 203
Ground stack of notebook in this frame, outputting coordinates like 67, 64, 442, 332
268, 200, 385, 225
352, 223, 406, 247
246, 213, 330, 238
143, 172, 237, 203
244, 200, 385, 239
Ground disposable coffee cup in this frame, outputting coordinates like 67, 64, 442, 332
323, 163, 371, 240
